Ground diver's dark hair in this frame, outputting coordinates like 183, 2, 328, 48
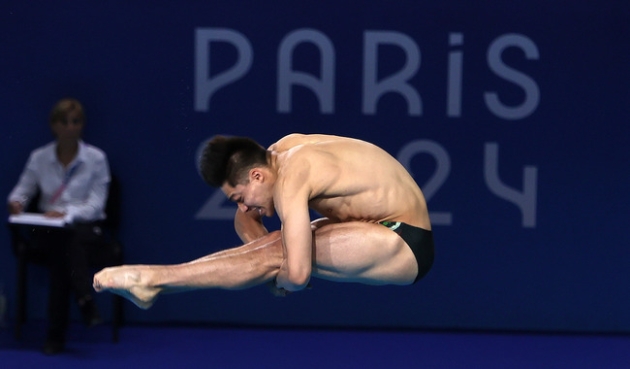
199, 135, 267, 187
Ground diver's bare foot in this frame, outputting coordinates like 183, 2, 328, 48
93, 265, 161, 309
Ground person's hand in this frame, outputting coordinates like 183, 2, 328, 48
8, 201, 23, 215
266, 279, 312, 297
44, 210, 65, 218
266, 279, 291, 297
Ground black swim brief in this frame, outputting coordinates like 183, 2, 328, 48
380, 221, 434, 283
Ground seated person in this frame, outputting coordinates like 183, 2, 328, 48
7, 98, 111, 355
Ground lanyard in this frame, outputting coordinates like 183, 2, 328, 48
49, 162, 82, 204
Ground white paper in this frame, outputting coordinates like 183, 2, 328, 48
8, 213, 66, 228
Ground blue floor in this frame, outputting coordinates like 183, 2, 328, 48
1, 321, 629, 369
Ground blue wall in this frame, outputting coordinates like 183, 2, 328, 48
1, 1, 628, 333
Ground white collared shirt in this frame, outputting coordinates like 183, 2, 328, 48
8, 140, 110, 224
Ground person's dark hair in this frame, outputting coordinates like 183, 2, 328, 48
199, 135, 268, 187
49, 98, 85, 125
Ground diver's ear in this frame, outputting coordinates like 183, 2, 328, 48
249, 168, 264, 182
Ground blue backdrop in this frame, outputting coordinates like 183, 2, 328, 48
1, 1, 628, 333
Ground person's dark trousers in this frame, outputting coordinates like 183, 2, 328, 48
31, 222, 105, 353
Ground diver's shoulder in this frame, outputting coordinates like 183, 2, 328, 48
270, 133, 344, 151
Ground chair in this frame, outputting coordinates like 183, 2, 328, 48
8, 175, 124, 342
